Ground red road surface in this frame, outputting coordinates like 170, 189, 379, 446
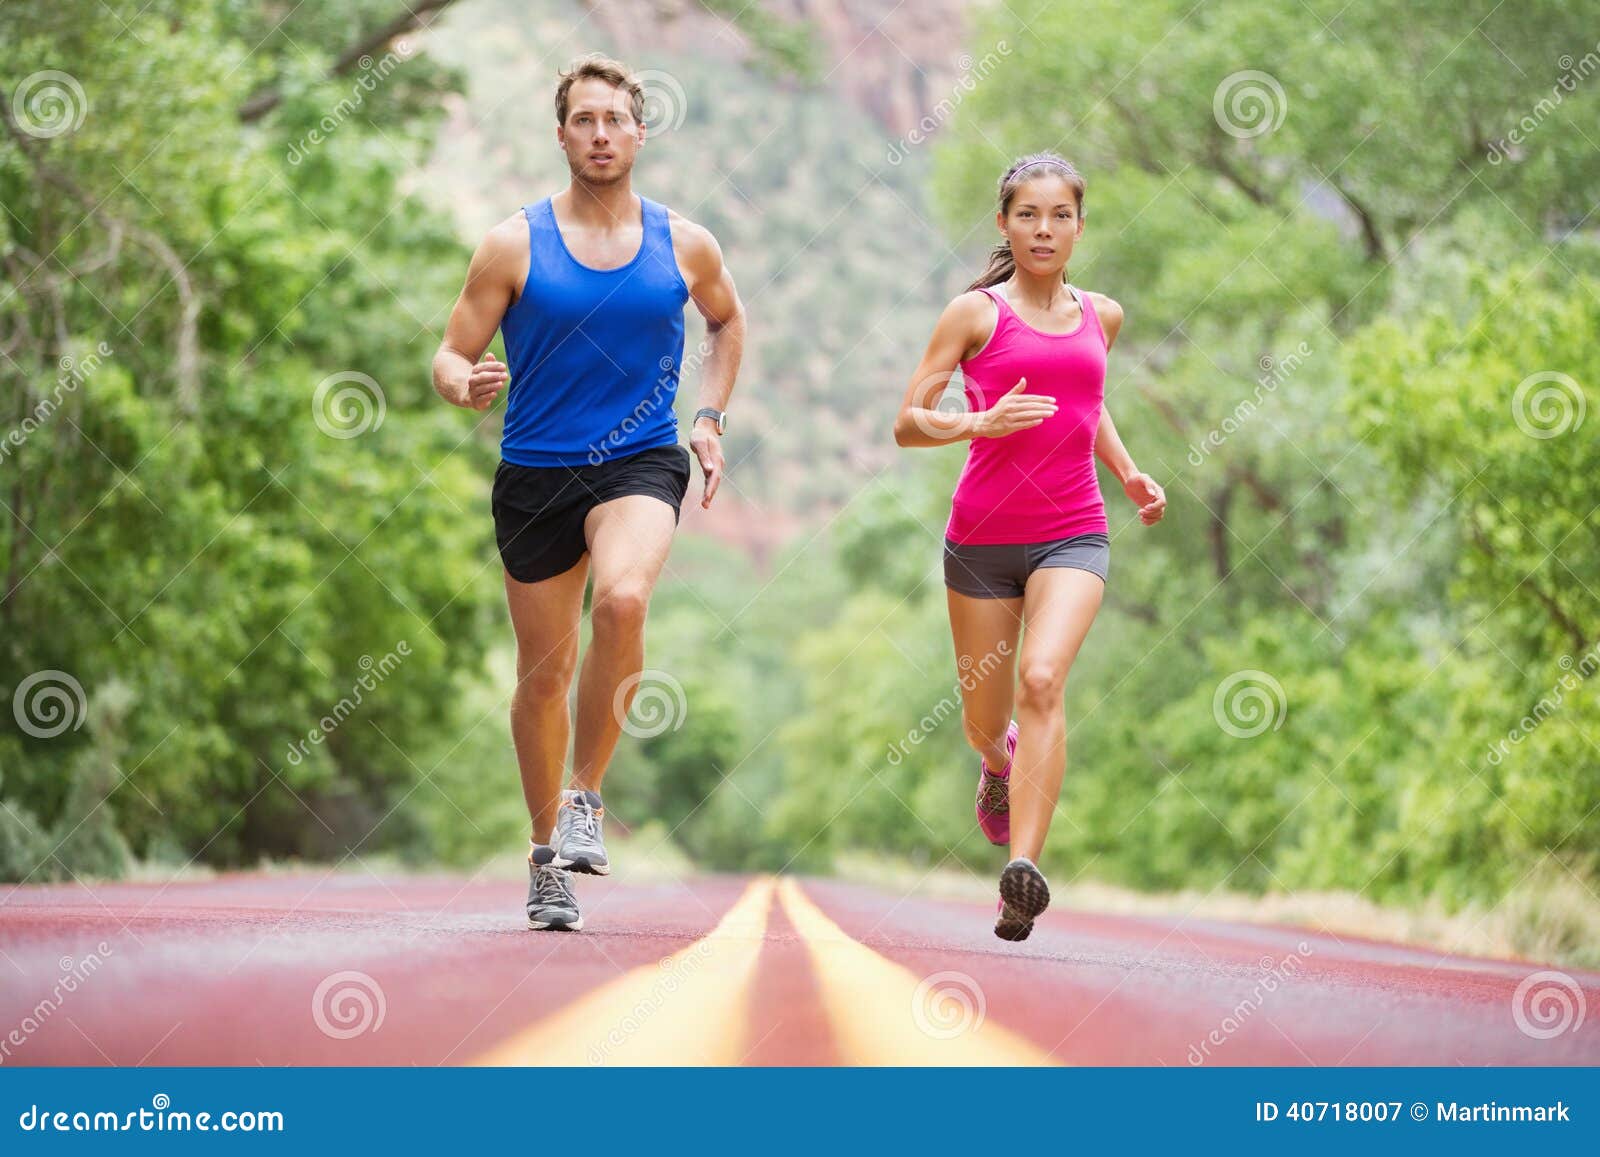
2, 871, 1597, 1066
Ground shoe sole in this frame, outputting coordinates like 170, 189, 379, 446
551, 854, 610, 876
527, 914, 583, 931
995, 861, 1050, 941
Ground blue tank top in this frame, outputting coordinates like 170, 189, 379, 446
499, 195, 689, 466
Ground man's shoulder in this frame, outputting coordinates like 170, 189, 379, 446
484, 206, 533, 248
661, 205, 716, 247
661, 206, 723, 277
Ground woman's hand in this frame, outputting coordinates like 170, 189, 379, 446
1122, 471, 1166, 525
976, 377, 1057, 438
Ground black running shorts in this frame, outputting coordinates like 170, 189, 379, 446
492, 444, 692, 584
943, 532, 1110, 599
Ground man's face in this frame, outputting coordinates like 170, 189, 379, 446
558, 78, 644, 184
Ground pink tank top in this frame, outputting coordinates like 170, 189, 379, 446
945, 284, 1108, 545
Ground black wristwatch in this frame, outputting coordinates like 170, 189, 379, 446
694, 407, 728, 435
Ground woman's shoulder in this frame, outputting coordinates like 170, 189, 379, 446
945, 287, 1000, 322
1081, 289, 1123, 325
940, 289, 1001, 350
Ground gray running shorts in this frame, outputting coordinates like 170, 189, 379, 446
943, 532, 1110, 599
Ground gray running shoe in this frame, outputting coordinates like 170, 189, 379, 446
551, 789, 610, 875
526, 845, 581, 931
994, 857, 1050, 941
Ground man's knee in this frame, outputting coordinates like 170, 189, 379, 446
515, 653, 577, 703
590, 583, 651, 637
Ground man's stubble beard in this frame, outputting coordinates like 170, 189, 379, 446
568, 155, 636, 188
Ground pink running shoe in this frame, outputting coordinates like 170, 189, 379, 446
975, 719, 1018, 845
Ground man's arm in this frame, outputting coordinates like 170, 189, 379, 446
432, 215, 521, 411
672, 214, 745, 509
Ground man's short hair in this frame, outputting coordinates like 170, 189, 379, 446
555, 55, 645, 126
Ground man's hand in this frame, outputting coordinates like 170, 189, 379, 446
1123, 471, 1167, 525
463, 351, 509, 411
689, 418, 725, 509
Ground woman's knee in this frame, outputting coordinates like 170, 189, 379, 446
962, 711, 1009, 753
1016, 662, 1067, 711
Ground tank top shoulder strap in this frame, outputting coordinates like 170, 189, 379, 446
967, 284, 1015, 359
1073, 286, 1108, 349
640, 196, 672, 249
523, 196, 557, 252
978, 284, 1019, 329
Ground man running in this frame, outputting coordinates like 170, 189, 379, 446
431, 54, 745, 932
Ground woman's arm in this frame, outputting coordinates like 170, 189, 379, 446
1089, 293, 1167, 525
893, 293, 1056, 447
1094, 406, 1140, 485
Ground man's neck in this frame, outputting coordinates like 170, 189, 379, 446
561, 178, 637, 227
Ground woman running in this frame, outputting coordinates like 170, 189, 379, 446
893, 152, 1167, 940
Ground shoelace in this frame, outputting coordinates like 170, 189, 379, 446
563, 798, 601, 841
977, 774, 1009, 812
533, 865, 573, 905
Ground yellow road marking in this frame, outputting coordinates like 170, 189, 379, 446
777, 877, 1059, 1066
475, 876, 775, 1066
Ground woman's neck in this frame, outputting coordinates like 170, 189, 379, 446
1005, 268, 1071, 311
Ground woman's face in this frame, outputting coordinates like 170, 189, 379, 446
998, 175, 1083, 279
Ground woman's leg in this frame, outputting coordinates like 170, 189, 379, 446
946, 588, 1023, 770
1009, 566, 1105, 863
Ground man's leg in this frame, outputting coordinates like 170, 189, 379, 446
504, 558, 590, 843
572, 494, 678, 792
